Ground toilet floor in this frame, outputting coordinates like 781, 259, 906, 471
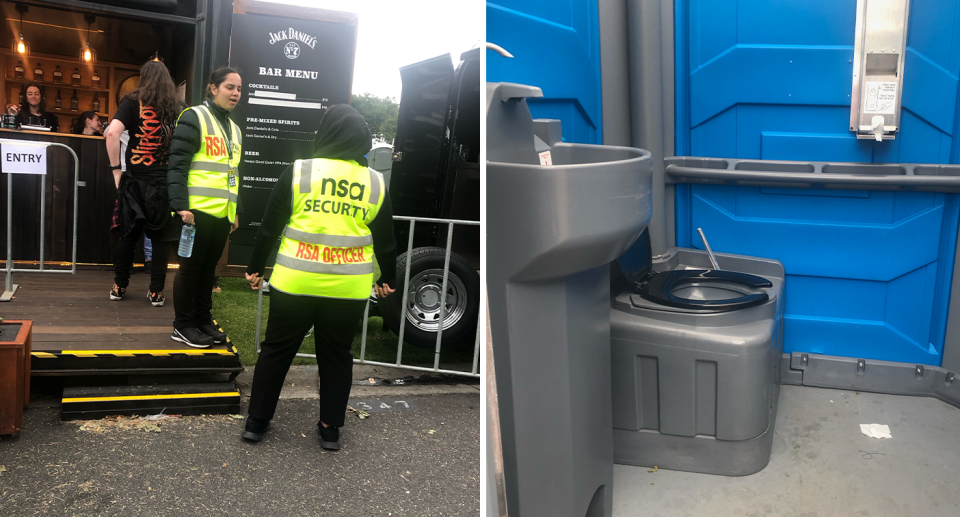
613, 385, 960, 517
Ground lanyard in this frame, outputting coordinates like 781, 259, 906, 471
206, 102, 234, 163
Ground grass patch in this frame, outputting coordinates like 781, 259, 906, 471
211, 277, 477, 370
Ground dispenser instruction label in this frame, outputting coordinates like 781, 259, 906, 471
863, 81, 897, 114
539, 150, 553, 166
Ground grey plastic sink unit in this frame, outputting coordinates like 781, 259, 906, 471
487, 82, 653, 517
491, 143, 652, 282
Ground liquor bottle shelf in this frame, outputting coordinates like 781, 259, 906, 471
5, 76, 109, 93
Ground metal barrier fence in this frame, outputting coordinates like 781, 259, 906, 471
254, 215, 481, 378
2, 140, 80, 301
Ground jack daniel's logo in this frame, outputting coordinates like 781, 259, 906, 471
268, 28, 317, 49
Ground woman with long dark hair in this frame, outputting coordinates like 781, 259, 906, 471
13, 82, 58, 131
71, 111, 103, 136
105, 59, 180, 306
166, 66, 244, 348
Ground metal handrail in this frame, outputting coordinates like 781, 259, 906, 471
254, 215, 481, 378
2, 141, 80, 301
665, 156, 960, 192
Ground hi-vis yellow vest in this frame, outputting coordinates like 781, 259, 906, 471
269, 158, 386, 299
183, 104, 242, 222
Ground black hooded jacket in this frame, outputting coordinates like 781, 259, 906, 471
245, 105, 397, 287
167, 100, 244, 214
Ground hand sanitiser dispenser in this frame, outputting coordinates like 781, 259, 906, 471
850, 0, 910, 141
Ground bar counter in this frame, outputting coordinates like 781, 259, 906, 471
0, 128, 117, 265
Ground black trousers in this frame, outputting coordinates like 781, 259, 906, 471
114, 227, 169, 293
247, 288, 366, 428
172, 210, 230, 329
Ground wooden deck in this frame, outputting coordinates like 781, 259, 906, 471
1, 270, 244, 375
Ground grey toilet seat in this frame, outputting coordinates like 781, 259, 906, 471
636, 269, 772, 312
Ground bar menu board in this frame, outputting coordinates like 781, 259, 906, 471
228, 12, 357, 259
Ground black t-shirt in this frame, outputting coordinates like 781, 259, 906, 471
113, 97, 173, 175
15, 111, 59, 132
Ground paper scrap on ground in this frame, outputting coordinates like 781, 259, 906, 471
860, 423, 892, 439
346, 406, 370, 419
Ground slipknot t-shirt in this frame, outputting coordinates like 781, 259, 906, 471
113, 97, 173, 176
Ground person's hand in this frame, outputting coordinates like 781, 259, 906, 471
245, 272, 263, 290
231, 215, 239, 233
6, 104, 19, 115
178, 210, 195, 225
375, 282, 396, 299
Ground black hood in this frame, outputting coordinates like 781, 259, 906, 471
312, 104, 372, 167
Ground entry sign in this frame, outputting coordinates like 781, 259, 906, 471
1, 141, 48, 175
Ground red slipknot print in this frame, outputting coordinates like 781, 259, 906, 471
130, 103, 171, 167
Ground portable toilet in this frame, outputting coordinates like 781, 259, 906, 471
489, 0, 960, 411
369, 144, 394, 190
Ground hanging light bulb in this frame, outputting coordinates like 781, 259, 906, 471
81, 42, 93, 62
11, 4, 29, 55
79, 15, 96, 63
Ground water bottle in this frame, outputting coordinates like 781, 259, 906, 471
178, 224, 196, 258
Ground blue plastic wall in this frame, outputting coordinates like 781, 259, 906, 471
486, 0, 602, 144
675, 0, 960, 366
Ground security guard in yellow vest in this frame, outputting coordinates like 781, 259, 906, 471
242, 105, 398, 450
167, 66, 244, 348
268, 157, 384, 298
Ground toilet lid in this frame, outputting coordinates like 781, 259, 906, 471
637, 269, 771, 312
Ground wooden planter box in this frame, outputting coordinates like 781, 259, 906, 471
0, 320, 32, 436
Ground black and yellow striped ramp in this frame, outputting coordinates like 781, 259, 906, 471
31, 341, 244, 376
61, 382, 241, 421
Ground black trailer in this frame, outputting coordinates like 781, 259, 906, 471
378, 48, 481, 348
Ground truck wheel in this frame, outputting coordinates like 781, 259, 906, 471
379, 247, 480, 348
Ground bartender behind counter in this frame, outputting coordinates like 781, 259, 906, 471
12, 82, 59, 131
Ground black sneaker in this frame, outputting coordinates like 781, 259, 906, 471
109, 284, 126, 301
148, 291, 165, 307
197, 321, 227, 344
318, 422, 341, 451
241, 416, 270, 442
171, 326, 214, 348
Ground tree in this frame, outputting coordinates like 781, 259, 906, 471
352, 93, 399, 145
